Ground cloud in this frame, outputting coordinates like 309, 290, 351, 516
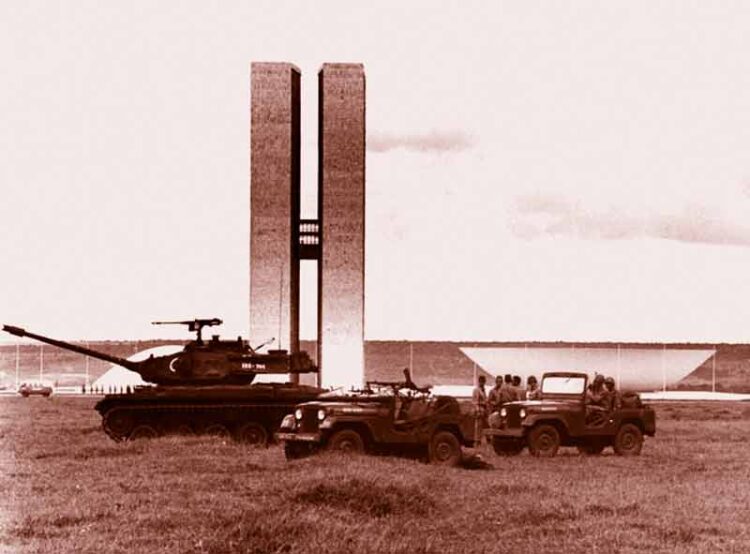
367, 130, 474, 153
511, 193, 750, 247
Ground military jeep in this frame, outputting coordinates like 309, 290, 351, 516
275, 371, 476, 466
484, 372, 656, 457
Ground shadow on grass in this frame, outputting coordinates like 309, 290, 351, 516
293, 477, 438, 518
33, 444, 146, 461
509, 503, 578, 525
14, 511, 113, 540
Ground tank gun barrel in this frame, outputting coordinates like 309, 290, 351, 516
2, 325, 138, 370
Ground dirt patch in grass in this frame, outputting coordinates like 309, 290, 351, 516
489, 482, 549, 496
78, 425, 102, 435
509, 503, 578, 525
294, 477, 438, 518
32, 445, 143, 461
584, 502, 640, 517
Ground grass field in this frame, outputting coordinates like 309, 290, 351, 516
1, 398, 749, 553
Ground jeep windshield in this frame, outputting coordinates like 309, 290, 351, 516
541, 375, 586, 395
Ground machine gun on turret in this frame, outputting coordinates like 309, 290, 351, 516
151, 318, 223, 343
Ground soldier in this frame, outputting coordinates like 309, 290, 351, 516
473, 375, 488, 443
473, 375, 488, 416
526, 375, 541, 400
603, 376, 620, 411
512, 375, 523, 401
586, 374, 608, 425
487, 375, 504, 414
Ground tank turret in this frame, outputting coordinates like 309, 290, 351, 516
2, 319, 317, 386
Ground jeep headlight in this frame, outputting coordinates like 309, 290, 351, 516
519, 408, 527, 419
294, 408, 303, 420
500, 407, 507, 418
317, 409, 327, 421
280, 414, 296, 430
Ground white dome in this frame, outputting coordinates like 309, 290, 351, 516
91, 345, 183, 389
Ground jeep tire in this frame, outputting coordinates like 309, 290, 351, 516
492, 437, 524, 456
429, 431, 462, 466
613, 423, 643, 456
528, 424, 561, 457
327, 429, 365, 455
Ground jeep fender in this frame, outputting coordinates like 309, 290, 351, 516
523, 417, 569, 442
435, 423, 470, 447
325, 420, 375, 447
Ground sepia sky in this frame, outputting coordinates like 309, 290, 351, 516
2, 1, 750, 343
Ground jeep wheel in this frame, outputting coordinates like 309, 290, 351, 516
613, 423, 643, 456
429, 431, 462, 466
577, 444, 605, 456
528, 424, 560, 457
492, 438, 524, 456
327, 430, 365, 455
235, 423, 268, 447
284, 442, 312, 460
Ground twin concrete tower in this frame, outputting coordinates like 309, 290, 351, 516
250, 63, 365, 389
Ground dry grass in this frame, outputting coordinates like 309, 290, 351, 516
1, 398, 749, 553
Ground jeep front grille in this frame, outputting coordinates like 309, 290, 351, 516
299, 409, 319, 433
506, 408, 521, 428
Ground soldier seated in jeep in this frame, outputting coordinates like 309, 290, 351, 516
484, 371, 656, 458
585, 374, 609, 426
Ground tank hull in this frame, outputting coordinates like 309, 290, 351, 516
94, 384, 322, 444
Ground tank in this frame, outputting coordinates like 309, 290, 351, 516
2, 319, 323, 444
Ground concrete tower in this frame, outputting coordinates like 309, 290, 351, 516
250, 63, 301, 360
318, 63, 366, 389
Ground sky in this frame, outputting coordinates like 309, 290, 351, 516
1, 1, 750, 343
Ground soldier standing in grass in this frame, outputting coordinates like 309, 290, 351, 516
512, 375, 523, 401
498, 374, 516, 406
526, 375, 541, 400
487, 375, 504, 414
473, 375, 488, 444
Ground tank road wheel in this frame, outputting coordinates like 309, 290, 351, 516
492, 438, 524, 456
102, 410, 134, 442
174, 425, 195, 436
235, 423, 268, 447
528, 424, 560, 458
577, 443, 606, 456
326, 430, 365, 455
129, 425, 159, 441
613, 424, 643, 456
429, 431, 462, 466
205, 424, 231, 439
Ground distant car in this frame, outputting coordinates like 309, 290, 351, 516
484, 372, 656, 457
18, 382, 53, 398
275, 371, 477, 466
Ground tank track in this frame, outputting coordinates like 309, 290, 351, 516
100, 402, 295, 443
